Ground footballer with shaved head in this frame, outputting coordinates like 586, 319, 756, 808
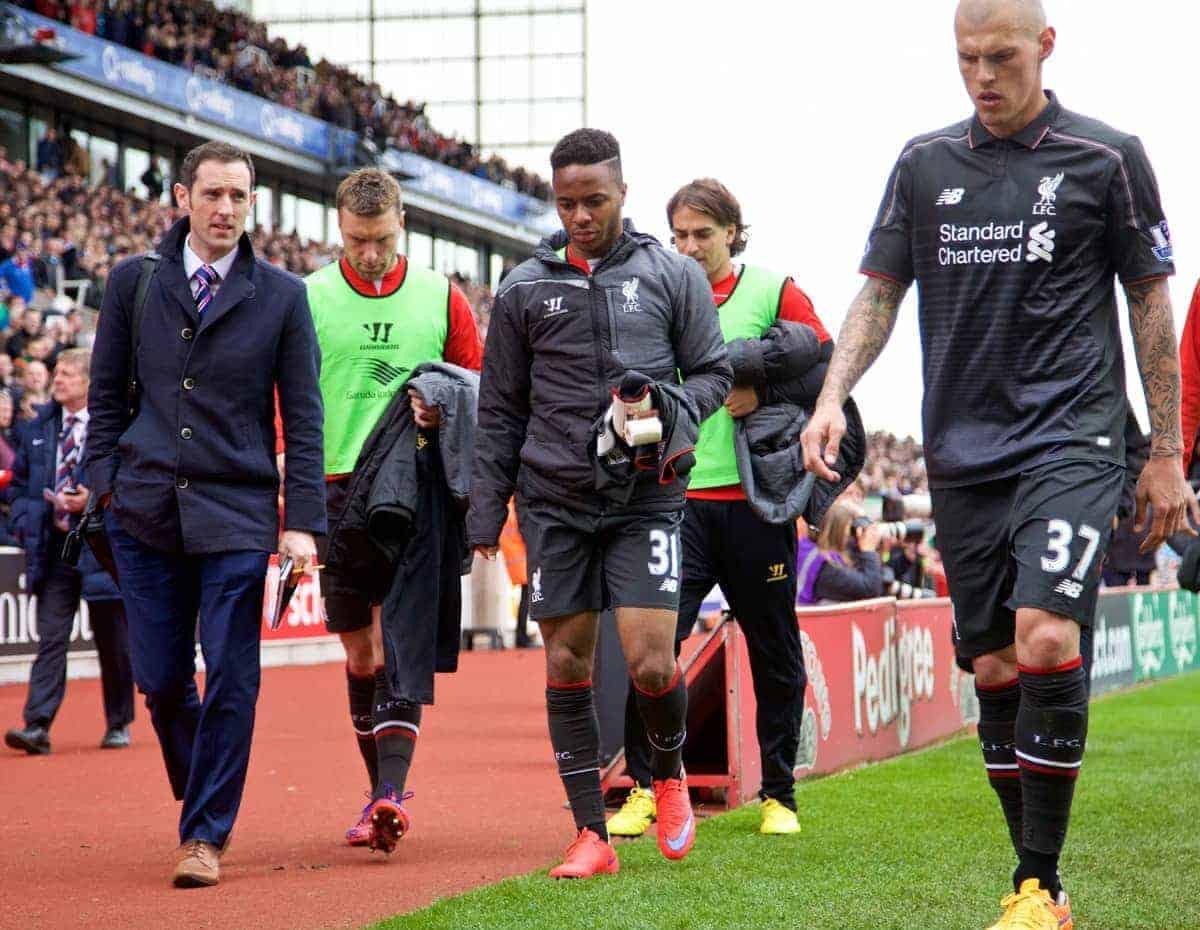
803, 2, 1195, 927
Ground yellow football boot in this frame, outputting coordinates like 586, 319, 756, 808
759, 797, 801, 835
606, 785, 656, 837
986, 879, 1074, 930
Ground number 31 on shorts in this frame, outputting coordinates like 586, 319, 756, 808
1041, 519, 1101, 580
648, 529, 680, 578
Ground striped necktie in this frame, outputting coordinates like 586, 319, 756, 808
193, 263, 219, 315
54, 414, 79, 531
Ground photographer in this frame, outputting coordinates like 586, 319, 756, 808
795, 502, 884, 605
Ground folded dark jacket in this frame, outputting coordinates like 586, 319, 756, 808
726, 319, 823, 406
591, 374, 700, 506
726, 321, 865, 526
325, 362, 479, 703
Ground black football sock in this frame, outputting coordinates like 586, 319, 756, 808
1015, 656, 1089, 898
372, 667, 421, 799
546, 680, 607, 841
633, 664, 687, 782
346, 666, 378, 790
976, 677, 1024, 859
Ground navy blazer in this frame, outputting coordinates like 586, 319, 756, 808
84, 217, 326, 554
7, 402, 117, 599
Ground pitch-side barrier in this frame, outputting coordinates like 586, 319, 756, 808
598, 588, 1200, 808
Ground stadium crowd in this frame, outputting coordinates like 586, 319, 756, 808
0, 151, 496, 325
859, 430, 928, 496
18, 0, 554, 201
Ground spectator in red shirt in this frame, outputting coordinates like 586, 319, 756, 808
1179, 278, 1200, 476
69, 0, 97, 34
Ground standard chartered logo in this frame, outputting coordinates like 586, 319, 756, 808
936, 219, 1056, 266
938, 221, 1025, 267
1025, 221, 1056, 263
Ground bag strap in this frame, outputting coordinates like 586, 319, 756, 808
127, 250, 161, 408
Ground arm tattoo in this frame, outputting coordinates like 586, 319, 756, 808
818, 277, 908, 406
1126, 278, 1183, 457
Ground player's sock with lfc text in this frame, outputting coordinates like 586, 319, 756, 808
546, 680, 608, 841
1015, 656, 1088, 897
976, 677, 1024, 857
633, 664, 687, 781
372, 667, 421, 798
346, 666, 379, 790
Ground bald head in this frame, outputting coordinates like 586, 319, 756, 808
955, 0, 1054, 138
956, 0, 1046, 38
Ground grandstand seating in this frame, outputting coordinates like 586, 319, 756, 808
17, 0, 553, 201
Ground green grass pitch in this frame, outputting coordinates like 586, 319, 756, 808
372, 673, 1200, 930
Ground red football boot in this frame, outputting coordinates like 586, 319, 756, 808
366, 785, 412, 854
548, 828, 620, 879
653, 775, 695, 861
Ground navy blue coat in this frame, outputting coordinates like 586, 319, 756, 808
7, 402, 118, 600
84, 217, 326, 554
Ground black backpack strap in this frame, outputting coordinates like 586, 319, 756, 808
127, 250, 161, 415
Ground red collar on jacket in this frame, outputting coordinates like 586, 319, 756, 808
339, 255, 408, 297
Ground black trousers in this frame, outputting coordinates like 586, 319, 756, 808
623, 498, 806, 804
23, 544, 134, 732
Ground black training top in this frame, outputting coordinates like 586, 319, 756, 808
861, 91, 1175, 489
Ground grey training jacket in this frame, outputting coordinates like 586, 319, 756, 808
467, 221, 732, 546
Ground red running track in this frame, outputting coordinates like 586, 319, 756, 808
0, 650, 570, 930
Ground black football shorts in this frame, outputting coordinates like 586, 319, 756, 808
516, 497, 684, 621
931, 459, 1124, 670
317, 475, 375, 634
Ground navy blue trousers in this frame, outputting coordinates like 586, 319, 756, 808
107, 516, 268, 848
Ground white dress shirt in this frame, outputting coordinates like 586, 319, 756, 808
183, 235, 239, 300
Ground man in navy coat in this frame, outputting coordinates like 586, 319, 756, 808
84, 141, 325, 888
3, 348, 135, 755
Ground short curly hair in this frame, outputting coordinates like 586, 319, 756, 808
666, 178, 750, 256
336, 167, 403, 217
549, 128, 622, 181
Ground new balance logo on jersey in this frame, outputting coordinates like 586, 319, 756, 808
1054, 579, 1084, 600
936, 188, 965, 206
543, 296, 567, 317
361, 321, 395, 343
1033, 172, 1064, 216
530, 567, 544, 603
1026, 222, 1056, 263
659, 578, 679, 594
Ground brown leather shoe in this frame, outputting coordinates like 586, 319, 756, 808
173, 840, 220, 888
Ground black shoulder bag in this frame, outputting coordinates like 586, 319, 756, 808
62, 251, 162, 582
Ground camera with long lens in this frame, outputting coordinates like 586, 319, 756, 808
881, 565, 931, 599
880, 489, 932, 522
851, 515, 925, 544
851, 512, 934, 599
